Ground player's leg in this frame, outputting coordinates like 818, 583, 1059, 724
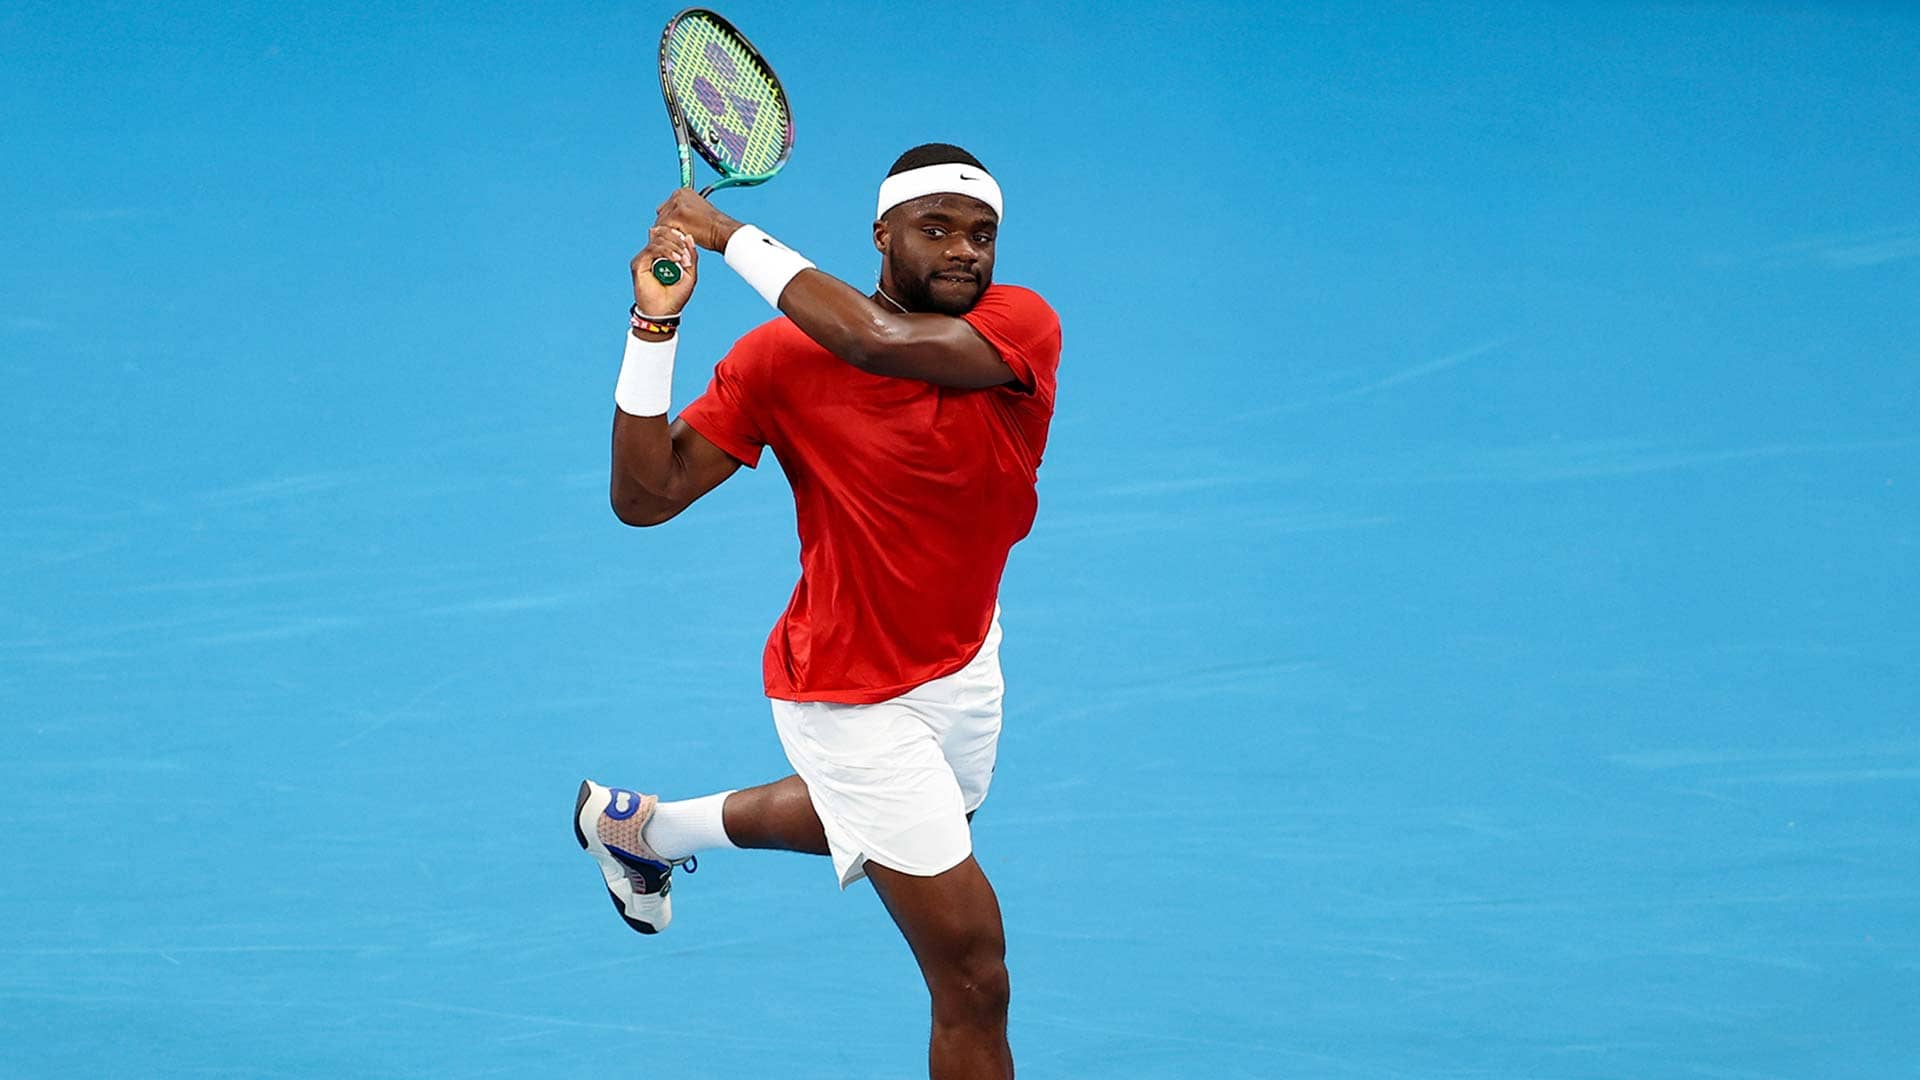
650, 610, 1004, 863
867, 857, 1013, 1080
720, 774, 830, 854
607, 774, 830, 862
574, 774, 829, 934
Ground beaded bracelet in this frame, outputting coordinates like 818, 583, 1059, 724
629, 304, 682, 336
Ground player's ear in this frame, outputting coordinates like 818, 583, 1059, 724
872, 219, 889, 255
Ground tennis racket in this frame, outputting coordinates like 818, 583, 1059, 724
650, 8, 795, 285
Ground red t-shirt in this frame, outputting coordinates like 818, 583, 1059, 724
679, 283, 1062, 704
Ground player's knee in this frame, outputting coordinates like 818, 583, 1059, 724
931, 946, 1010, 1027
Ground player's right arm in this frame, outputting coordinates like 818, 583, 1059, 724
609, 227, 743, 527
609, 414, 741, 527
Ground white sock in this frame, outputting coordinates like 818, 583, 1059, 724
643, 790, 739, 861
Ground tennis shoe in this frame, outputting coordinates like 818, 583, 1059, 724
573, 780, 693, 935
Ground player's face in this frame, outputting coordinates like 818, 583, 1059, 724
875, 195, 999, 315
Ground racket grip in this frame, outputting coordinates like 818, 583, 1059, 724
650, 258, 683, 286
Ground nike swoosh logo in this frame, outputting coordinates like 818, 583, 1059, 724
959, 171, 981, 181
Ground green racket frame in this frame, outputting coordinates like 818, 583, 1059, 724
651, 8, 795, 285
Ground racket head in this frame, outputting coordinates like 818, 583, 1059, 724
657, 9, 794, 193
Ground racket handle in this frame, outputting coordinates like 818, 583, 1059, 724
650, 179, 711, 285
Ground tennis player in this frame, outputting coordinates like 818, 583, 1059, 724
576, 143, 1059, 1079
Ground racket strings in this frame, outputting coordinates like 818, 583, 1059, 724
663, 15, 789, 176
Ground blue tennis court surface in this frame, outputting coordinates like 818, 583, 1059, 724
5, 3, 1916, 1076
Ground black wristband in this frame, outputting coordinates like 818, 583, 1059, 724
630, 303, 682, 331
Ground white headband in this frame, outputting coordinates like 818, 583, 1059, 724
876, 162, 1004, 221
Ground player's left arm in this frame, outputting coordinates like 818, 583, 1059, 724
655, 191, 1017, 390
776, 273, 1015, 389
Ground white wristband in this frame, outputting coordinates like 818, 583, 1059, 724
615, 328, 677, 417
724, 224, 816, 309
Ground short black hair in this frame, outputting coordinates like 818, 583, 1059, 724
887, 142, 986, 176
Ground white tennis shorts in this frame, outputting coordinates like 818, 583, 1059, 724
770, 610, 1004, 888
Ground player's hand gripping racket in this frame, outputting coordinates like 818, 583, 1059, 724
650, 9, 794, 285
